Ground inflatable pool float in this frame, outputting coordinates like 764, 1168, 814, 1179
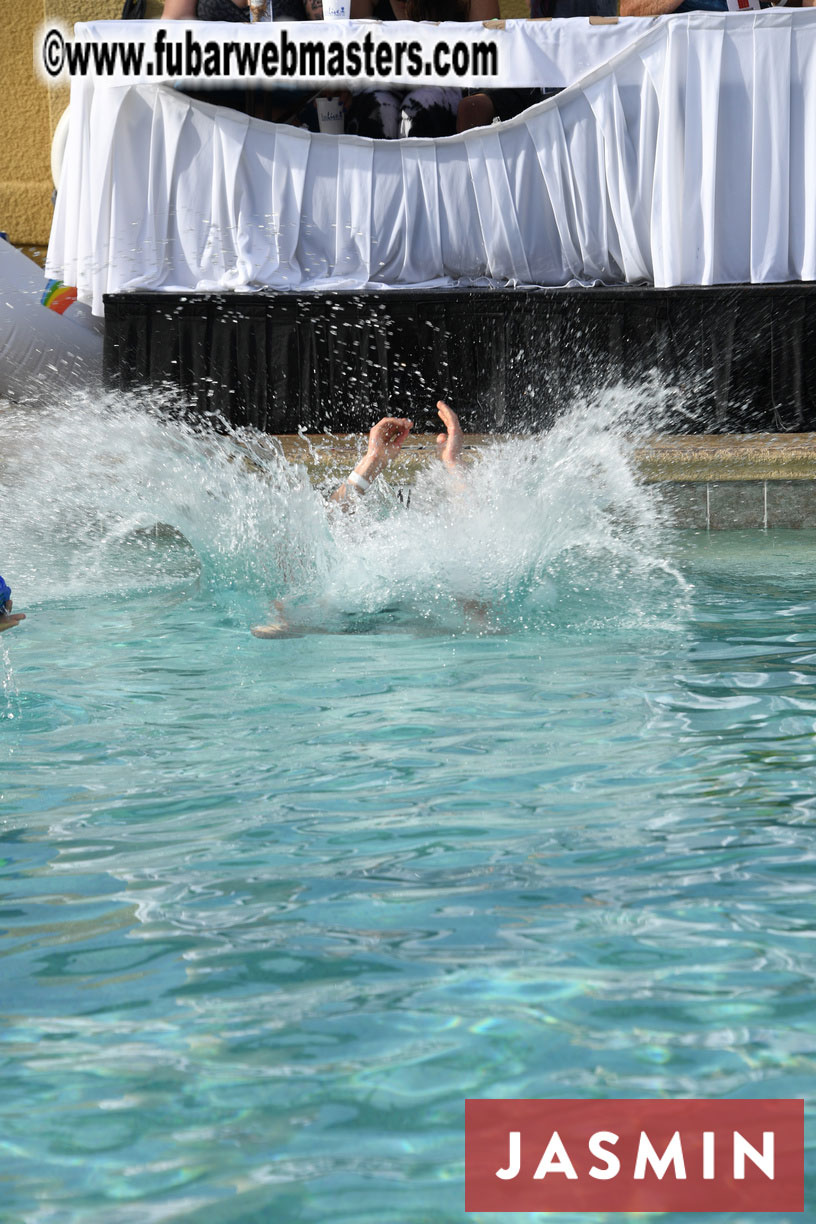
0, 235, 102, 405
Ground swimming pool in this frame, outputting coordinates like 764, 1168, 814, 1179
1, 394, 813, 1222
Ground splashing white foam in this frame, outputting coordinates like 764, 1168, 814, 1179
0, 392, 326, 606
304, 381, 690, 632
0, 383, 688, 633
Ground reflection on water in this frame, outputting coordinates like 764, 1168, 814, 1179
1, 391, 814, 1223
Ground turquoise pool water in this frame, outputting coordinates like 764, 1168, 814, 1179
1, 397, 814, 1223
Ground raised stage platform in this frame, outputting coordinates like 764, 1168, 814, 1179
104, 284, 816, 435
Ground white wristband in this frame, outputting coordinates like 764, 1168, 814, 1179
347, 470, 371, 494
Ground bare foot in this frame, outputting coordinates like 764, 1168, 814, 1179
251, 599, 297, 639
251, 623, 292, 638
436, 401, 464, 471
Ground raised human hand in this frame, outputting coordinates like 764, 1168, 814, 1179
436, 401, 464, 469
367, 417, 414, 463
0, 600, 25, 633
330, 416, 414, 507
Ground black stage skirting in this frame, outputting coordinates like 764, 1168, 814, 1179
103, 284, 816, 434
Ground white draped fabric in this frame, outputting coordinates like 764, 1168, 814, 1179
47, 13, 816, 316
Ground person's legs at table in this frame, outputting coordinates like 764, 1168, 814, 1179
457, 88, 543, 133
400, 88, 463, 138
346, 91, 403, 139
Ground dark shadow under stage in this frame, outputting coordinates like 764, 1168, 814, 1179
103, 284, 816, 434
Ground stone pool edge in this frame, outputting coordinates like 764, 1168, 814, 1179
267, 433, 816, 530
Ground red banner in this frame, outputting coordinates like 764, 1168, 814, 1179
465, 1099, 804, 1213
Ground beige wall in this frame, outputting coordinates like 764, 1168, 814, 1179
3, 0, 525, 247
1, 1, 161, 248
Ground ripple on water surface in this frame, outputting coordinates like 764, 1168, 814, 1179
1, 393, 814, 1222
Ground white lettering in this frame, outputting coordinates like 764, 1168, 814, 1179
703, 1131, 715, 1180
533, 1131, 578, 1180
588, 1131, 621, 1179
634, 1131, 686, 1180
496, 1131, 521, 1180
734, 1131, 774, 1179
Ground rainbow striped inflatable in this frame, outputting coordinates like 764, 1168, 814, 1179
41, 279, 78, 315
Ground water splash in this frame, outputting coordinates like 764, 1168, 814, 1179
0, 392, 326, 607
0, 383, 688, 635
1, 640, 20, 720
293, 380, 691, 633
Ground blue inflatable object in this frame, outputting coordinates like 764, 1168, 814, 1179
0, 575, 11, 607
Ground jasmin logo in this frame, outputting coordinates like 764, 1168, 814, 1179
465, 1099, 804, 1212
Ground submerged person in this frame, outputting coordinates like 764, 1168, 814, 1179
0, 574, 25, 634
251, 401, 465, 637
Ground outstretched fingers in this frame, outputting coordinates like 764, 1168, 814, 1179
436, 401, 461, 431
369, 417, 414, 458
384, 417, 413, 442
436, 400, 464, 468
